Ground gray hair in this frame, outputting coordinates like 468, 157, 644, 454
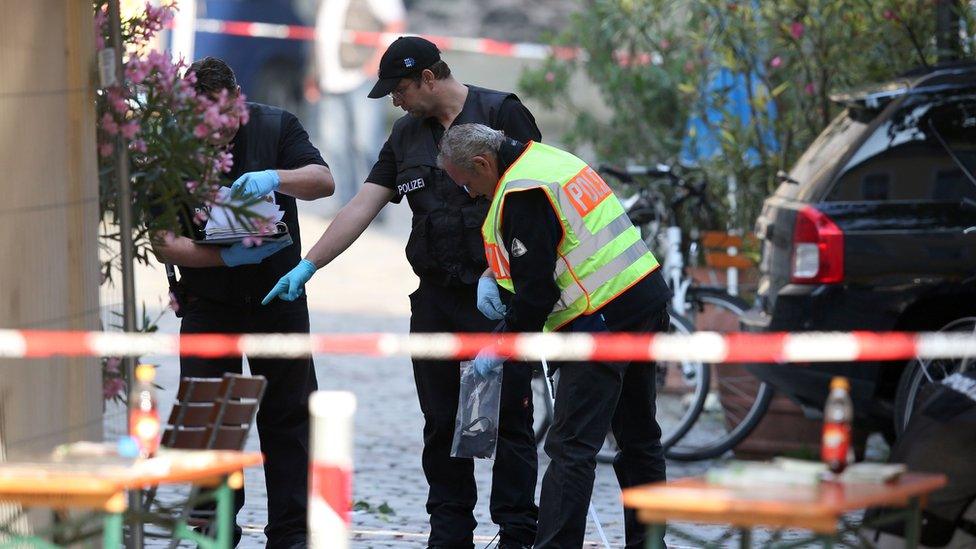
437, 124, 505, 171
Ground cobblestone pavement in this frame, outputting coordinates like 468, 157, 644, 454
135, 309, 728, 548
119, 205, 808, 547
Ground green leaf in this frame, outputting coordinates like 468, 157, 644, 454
352, 500, 371, 512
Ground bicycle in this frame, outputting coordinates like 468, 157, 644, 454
600, 163, 774, 461
529, 309, 709, 458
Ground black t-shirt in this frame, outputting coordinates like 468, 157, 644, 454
495, 143, 670, 333
178, 103, 328, 304
366, 94, 541, 201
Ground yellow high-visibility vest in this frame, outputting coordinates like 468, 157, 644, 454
482, 141, 660, 332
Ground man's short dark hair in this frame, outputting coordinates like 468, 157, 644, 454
410, 60, 452, 83
188, 57, 237, 96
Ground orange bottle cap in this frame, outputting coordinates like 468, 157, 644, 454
830, 376, 849, 391
134, 364, 156, 383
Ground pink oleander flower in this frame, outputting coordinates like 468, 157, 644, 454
107, 88, 128, 115
126, 59, 149, 85
883, 9, 897, 21
99, 141, 115, 158
185, 180, 199, 191
103, 377, 126, 400
120, 120, 140, 139
790, 21, 805, 40
203, 104, 228, 129
215, 151, 234, 173
804, 82, 816, 95
139, 1, 175, 42
147, 50, 178, 83
100, 112, 120, 135
194, 123, 210, 139
770, 56, 783, 69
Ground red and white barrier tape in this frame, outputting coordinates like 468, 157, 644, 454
193, 19, 579, 61
0, 329, 973, 363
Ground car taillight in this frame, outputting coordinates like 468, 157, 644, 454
791, 205, 843, 284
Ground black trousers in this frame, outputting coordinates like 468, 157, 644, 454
410, 280, 539, 548
180, 295, 317, 547
535, 310, 669, 549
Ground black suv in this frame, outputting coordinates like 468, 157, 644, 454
742, 62, 976, 435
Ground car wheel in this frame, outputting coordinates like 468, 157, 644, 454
893, 316, 976, 437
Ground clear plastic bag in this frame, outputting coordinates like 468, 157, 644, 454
451, 360, 503, 459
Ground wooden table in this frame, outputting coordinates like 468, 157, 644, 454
0, 448, 263, 548
622, 473, 947, 548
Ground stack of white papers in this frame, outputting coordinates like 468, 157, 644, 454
202, 187, 286, 243
706, 459, 825, 487
839, 463, 906, 483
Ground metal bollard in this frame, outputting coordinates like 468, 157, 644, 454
309, 391, 357, 549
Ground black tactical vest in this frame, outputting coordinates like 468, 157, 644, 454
178, 103, 303, 304
389, 86, 512, 286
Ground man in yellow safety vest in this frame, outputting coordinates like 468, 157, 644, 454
437, 123, 672, 548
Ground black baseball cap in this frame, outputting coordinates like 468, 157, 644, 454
367, 36, 441, 99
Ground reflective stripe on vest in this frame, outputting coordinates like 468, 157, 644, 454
482, 142, 660, 332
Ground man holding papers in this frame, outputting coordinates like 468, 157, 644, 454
151, 57, 333, 548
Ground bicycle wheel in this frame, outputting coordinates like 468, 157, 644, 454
596, 311, 710, 464
658, 311, 711, 448
894, 317, 976, 437
665, 288, 775, 461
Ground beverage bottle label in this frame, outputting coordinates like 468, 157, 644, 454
821, 421, 850, 466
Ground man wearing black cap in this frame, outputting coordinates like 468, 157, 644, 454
263, 37, 541, 548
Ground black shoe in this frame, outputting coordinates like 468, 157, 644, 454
192, 523, 242, 547
497, 540, 533, 549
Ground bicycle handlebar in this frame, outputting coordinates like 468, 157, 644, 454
598, 163, 673, 183
599, 162, 717, 227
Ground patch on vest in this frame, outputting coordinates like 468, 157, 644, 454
511, 238, 528, 257
397, 177, 425, 195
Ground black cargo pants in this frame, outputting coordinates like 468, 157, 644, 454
180, 295, 317, 548
535, 309, 669, 549
410, 279, 539, 548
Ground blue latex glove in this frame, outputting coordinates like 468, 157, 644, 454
477, 276, 507, 320
219, 235, 292, 267
472, 349, 505, 378
262, 259, 317, 304
230, 169, 280, 200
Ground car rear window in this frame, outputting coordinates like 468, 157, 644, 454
786, 113, 869, 194
827, 94, 976, 202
